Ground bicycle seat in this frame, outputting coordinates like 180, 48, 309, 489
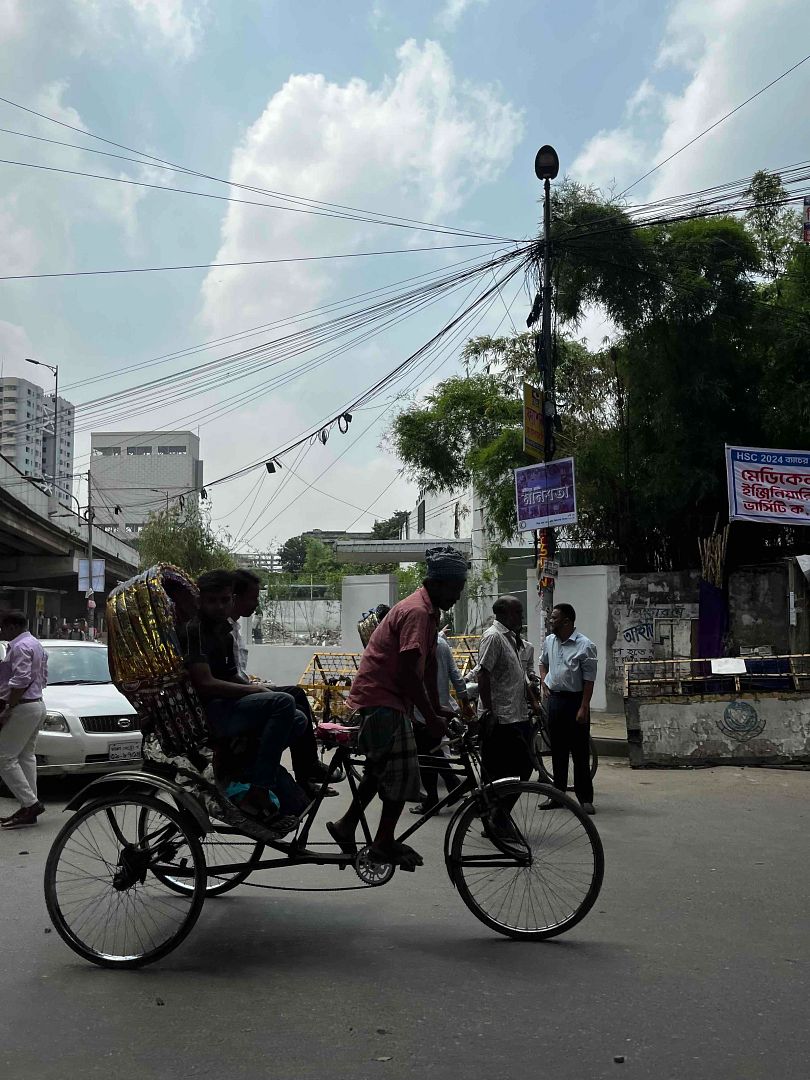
316, 721, 358, 747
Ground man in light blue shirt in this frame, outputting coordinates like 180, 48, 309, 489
539, 603, 598, 814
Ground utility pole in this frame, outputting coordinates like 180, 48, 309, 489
86, 470, 96, 639
24, 357, 59, 509
533, 145, 560, 620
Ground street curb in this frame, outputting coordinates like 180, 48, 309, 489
593, 736, 628, 759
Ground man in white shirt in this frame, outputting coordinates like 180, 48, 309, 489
539, 603, 598, 814
475, 595, 534, 784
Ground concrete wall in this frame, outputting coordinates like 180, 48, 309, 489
728, 562, 790, 654
340, 574, 398, 649
608, 571, 699, 701
242, 644, 350, 686
263, 599, 341, 638
625, 694, 810, 767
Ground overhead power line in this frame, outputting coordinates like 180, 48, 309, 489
619, 51, 810, 197
0, 94, 515, 242
0, 239, 508, 282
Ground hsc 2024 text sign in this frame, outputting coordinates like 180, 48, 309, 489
726, 446, 810, 527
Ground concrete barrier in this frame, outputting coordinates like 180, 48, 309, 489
625, 693, 810, 767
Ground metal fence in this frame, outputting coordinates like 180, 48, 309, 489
625, 655, 810, 699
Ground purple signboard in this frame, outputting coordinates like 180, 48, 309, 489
514, 457, 577, 532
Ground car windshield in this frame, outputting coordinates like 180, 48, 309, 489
45, 646, 112, 685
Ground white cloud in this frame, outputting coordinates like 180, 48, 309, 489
198, 40, 522, 544
572, 0, 810, 201
0, 320, 36, 380
126, 0, 204, 59
0, 196, 40, 276
0, 0, 24, 40
437, 0, 489, 32
71, 0, 205, 59
201, 39, 523, 336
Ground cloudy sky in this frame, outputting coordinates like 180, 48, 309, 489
1, 0, 808, 552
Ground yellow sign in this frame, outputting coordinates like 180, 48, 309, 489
35, 594, 45, 615
523, 382, 543, 461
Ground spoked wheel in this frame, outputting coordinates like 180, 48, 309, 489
449, 781, 604, 940
138, 808, 263, 897
45, 794, 206, 968
532, 725, 598, 786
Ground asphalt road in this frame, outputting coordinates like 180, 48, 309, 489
1, 762, 808, 1080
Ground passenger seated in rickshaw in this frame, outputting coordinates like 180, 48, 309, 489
176, 570, 305, 826
229, 568, 336, 799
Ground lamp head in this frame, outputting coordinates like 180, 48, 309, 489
534, 144, 559, 181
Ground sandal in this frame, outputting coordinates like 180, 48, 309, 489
367, 842, 423, 873
326, 820, 357, 856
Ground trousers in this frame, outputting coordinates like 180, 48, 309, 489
481, 720, 533, 783
547, 691, 593, 803
274, 685, 322, 782
206, 691, 301, 790
0, 700, 46, 808
413, 723, 461, 805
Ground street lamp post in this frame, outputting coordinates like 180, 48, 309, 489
25, 357, 59, 503
533, 145, 560, 617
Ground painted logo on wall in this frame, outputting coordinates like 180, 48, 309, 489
716, 700, 765, 742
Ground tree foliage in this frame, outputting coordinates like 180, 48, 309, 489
138, 502, 236, 578
392, 172, 808, 571
278, 534, 309, 574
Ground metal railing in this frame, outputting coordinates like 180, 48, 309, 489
624, 655, 810, 699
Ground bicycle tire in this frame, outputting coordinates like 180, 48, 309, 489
45, 793, 206, 969
448, 781, 604, 940
138, 808, 263, 897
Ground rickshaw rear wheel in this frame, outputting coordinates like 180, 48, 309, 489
45, 793, 206, 968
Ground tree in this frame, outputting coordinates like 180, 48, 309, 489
278, 535, 309, 574
371, 510, 410, 540
392, 175, 809, 570
137, 502, 236, 578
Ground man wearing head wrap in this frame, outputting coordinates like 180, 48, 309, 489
327, 546, 469, 870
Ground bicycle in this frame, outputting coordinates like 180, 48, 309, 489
44, 716, 604, 969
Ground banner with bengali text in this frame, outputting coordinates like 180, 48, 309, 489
725, 445, 810, 527
515, 457, 577, 532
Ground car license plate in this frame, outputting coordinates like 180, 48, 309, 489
109, 740, 141, 762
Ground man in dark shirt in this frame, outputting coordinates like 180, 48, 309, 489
178, 570, 303, 826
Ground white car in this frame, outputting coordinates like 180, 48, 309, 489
1, 640, 142, 776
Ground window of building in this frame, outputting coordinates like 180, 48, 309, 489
417, 499, 426, 534
127, 446, 152, 456
92, 446, 121, 457
157, 445, 188, 455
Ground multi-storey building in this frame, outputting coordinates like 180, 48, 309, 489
90, 430, 203, 535
0, 376, 75, 506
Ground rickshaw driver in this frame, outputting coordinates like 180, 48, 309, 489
327, 546, 469, 870
178, 570, 304, 826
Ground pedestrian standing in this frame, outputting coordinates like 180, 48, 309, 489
0, 611, 48, 829
475, 595, 534, 784
539, 603, 597, 814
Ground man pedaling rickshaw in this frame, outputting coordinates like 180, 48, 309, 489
326, 546, 469, 871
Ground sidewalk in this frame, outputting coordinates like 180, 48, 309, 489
591, 709, 628, 757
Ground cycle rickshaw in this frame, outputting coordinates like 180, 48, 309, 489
43, 565, 604, 968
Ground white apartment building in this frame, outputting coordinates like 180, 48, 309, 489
0, 376, 75, 506
90, 430, 203, 535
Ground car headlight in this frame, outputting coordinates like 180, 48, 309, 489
41, 711, 70, 733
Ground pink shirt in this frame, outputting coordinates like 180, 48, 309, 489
347, 587, 439, 715
0, 631, 49, 702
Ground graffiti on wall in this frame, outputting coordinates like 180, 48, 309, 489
611, 603, 698, 691
717, 700, 766, 742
